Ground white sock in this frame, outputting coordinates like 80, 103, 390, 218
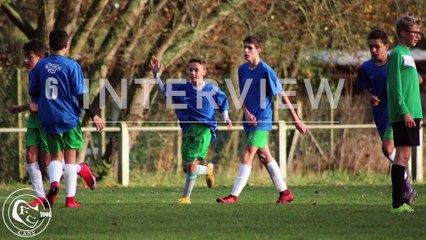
196, 165, 208, 175
61, 160, 65, 170
230, 164, 252, 197
183, 173, 197, 197
27, 162, 45, 197
387, 149, 396, 163
387, 149, 408, 179
266, 160, 288, 192
48, 160, 63, 184
63, 164, 77, 197
76, 163, 81, 173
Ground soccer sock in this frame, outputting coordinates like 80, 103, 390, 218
391, 164, 405, 208
61, 160, 65, 170
387, 149, 396, 163
27, 162, 45, 197
403, 170, 412, 194
230, 164, 252, 197
64, 164, 77, 197
182, 173, 197, 197
196, 165, 208, 175
266, 160, 288, 192
76, 163, 82, 174
48, 160, 63, 184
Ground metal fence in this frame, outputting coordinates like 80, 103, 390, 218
1, 122, 424, 186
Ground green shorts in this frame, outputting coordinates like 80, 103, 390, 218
181, 124, 212, 163
381, 126, 394, 141
25, 113, 49, 153
47, 124, 84, 154
246, 130, 269, 148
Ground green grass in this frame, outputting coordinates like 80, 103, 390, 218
1, 184, 425, 239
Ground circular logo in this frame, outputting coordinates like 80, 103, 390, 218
2, 188, 52, 238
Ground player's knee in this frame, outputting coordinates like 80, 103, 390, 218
381, 147, 393, 158
26, 147, 38, 163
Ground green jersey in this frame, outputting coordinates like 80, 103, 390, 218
387, 45, 423, 123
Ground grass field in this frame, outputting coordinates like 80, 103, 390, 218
1, 184, 425, 240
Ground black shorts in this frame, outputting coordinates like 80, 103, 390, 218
391, 119, 421, 147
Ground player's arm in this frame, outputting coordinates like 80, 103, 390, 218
150, 59, 165, 92
242, 103, 257, 126
8, 104, 30, 114
279, 91, 307, 134
387, 53, 414, 127
216, 89, 232, 129
75, 94, 105, 131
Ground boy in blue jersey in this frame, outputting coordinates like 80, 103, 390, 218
8, 40, 98, 207
151, 57, 232, 204
217, 35, 307, 204
29, 29, 105, 208
356, 29, 416, 206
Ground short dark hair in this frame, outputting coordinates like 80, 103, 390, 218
23, 39, 46, 56
367, 29, 390, 45
188, 57, 207, 67
243, 35, 263, 49
49, 29, 68, 51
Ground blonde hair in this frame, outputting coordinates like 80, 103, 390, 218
396, 15, 421, 37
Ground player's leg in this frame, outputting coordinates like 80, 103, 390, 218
44, 134, 65, 207
257, 145, 293, 203
62, 125, 85, 208
391, 146, 412, 212
390, 120, 420, 213
25, 127, 46, 205
179, 124, 212, 204
180, 161, 199, 204
217, 131, 264, 203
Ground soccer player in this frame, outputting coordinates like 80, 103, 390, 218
216, 35, 307, 204
29, 29, 105, 208
387, 15, 423, 214
8, 40, 98, 207
151, 57, 232, 204
356, 29, 417, 206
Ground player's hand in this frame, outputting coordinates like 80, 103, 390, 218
224, 118, 233, 130
150, 58, 161, 76
244, 111, 257, 126
92, 115, 106, 131
29, 102, 38, 112
295, 121, 307, 134
403, 113, 416, 128
369, 95, 380, 106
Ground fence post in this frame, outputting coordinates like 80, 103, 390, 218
278, 121, 287, 179
414, 127, 423, 182
119, 122, 129, 186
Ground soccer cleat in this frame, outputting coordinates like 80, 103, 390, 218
28, 197, 44, 207
277, 189, 294, 203
43, 182, 60, 208
178, 197, 191, 204
390, 203, 414, 214
78, 163, 96, 190
404, 189, 417, 206
216, 194, 238, 203
206, 163, 215, 188
65, 197, 80, 208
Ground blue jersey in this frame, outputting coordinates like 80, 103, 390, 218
29, 54, 86, 134
163, 81, 229, 142
239, 60, 283, 132
356, 59, 389, 136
